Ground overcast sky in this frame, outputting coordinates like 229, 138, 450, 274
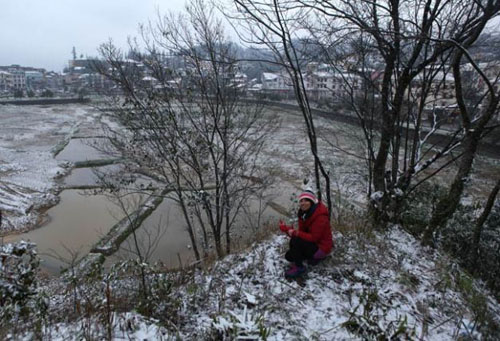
0, 0, 187, 72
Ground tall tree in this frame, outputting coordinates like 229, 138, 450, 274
230, 0, 333, 217
423, 2, 500, 243
94, 0, 275, 260
230, 0, 500, 228
469, 178, 500, 268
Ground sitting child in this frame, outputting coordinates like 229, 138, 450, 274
279, 190, 333, 278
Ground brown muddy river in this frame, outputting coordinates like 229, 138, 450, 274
5, 138, 279, 275
4, 190, 124, 273
6, 188, 277, 275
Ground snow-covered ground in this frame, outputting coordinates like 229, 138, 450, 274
14, 227, 500, 340
0, 104, 100, 233
178, 228, 500, 339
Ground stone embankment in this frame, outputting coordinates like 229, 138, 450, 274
0, 97, 90, 106
256, 100, 500, 159
74, 188, 168, 275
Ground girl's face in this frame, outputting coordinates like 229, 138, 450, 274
299, 198, 312, 211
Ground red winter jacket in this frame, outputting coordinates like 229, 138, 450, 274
296, 202, 333, 254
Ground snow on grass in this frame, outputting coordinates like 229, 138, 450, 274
170, 227, 500, 340
6, 224, 499, 340
16, 312, 170, 341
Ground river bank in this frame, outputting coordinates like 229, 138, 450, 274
2, 102, 499, 276
0, 104, 293, 274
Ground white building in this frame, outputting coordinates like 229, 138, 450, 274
10, 70, 26, 90
261, 72, 292, 91
0, 71, 9, 91
259, 65, 362, 101
0, 69, 26, 91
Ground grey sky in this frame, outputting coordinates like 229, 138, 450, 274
0, 0, 186, 72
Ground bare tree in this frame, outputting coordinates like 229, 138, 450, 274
102, 187, 154, 300
46, 245, 83, 315
229, 0, 500, 228
94, 0, 276, 261
469, 178, 500, 268
423, 4, 500, 242
228, 0, 333, 217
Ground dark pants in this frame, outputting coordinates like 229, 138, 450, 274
285, 237, 318, 267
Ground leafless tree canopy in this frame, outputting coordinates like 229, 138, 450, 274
94, 0, 277, 261
229, 0, 500, 229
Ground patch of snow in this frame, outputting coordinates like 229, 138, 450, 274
0, 104, 98, 233
244, 291, 258, 305
393, 188, 404, 197
370, 190, 384, 201
16, 312, 170, 340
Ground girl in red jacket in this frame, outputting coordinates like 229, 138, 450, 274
279, 190, 333, 278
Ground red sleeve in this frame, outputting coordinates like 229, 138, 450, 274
296, 215, 329, 243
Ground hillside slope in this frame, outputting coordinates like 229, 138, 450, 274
12, 226, 499, 340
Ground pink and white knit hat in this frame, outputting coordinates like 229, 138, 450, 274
298, 190, 318, 204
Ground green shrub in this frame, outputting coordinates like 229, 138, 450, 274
440, 202, 500, 297
400, 182, 446, 236
438, 203, 500, 338
0, 241, 44, 339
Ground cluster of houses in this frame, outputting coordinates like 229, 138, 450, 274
258, 61, 500, 128
2, 56, 499, 126
256, 62, 363, 103
0, 65, 62, 97
0, 58, 111, 98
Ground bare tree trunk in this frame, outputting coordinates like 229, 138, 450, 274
231, 0, 333, 218
423, 133, 481, 245
178, 192, 202, 261
469, 178, 500, 268
424, 3, 500, 242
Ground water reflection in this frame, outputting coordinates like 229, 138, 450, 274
110, 196, 279, 269
4, 190, 124, 274
56, 138, 111, 162
64, 165, 120, 187
108, 197, 195, 269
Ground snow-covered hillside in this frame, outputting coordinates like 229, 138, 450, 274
5, 226, 500, 340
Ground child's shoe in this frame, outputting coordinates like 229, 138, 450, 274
285, 264, 306, 278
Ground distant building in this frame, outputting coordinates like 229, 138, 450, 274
258, 64, 363, 102
9, 69, 26, 90
260, 72, 294, 99
63, 57, 112, 94
0, 71, 9, 92
0, 64, 65, 95
0, 67, 26, 91
231, 72, 248, 90
261, 72, 292, 91
25, 70, 44, 90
